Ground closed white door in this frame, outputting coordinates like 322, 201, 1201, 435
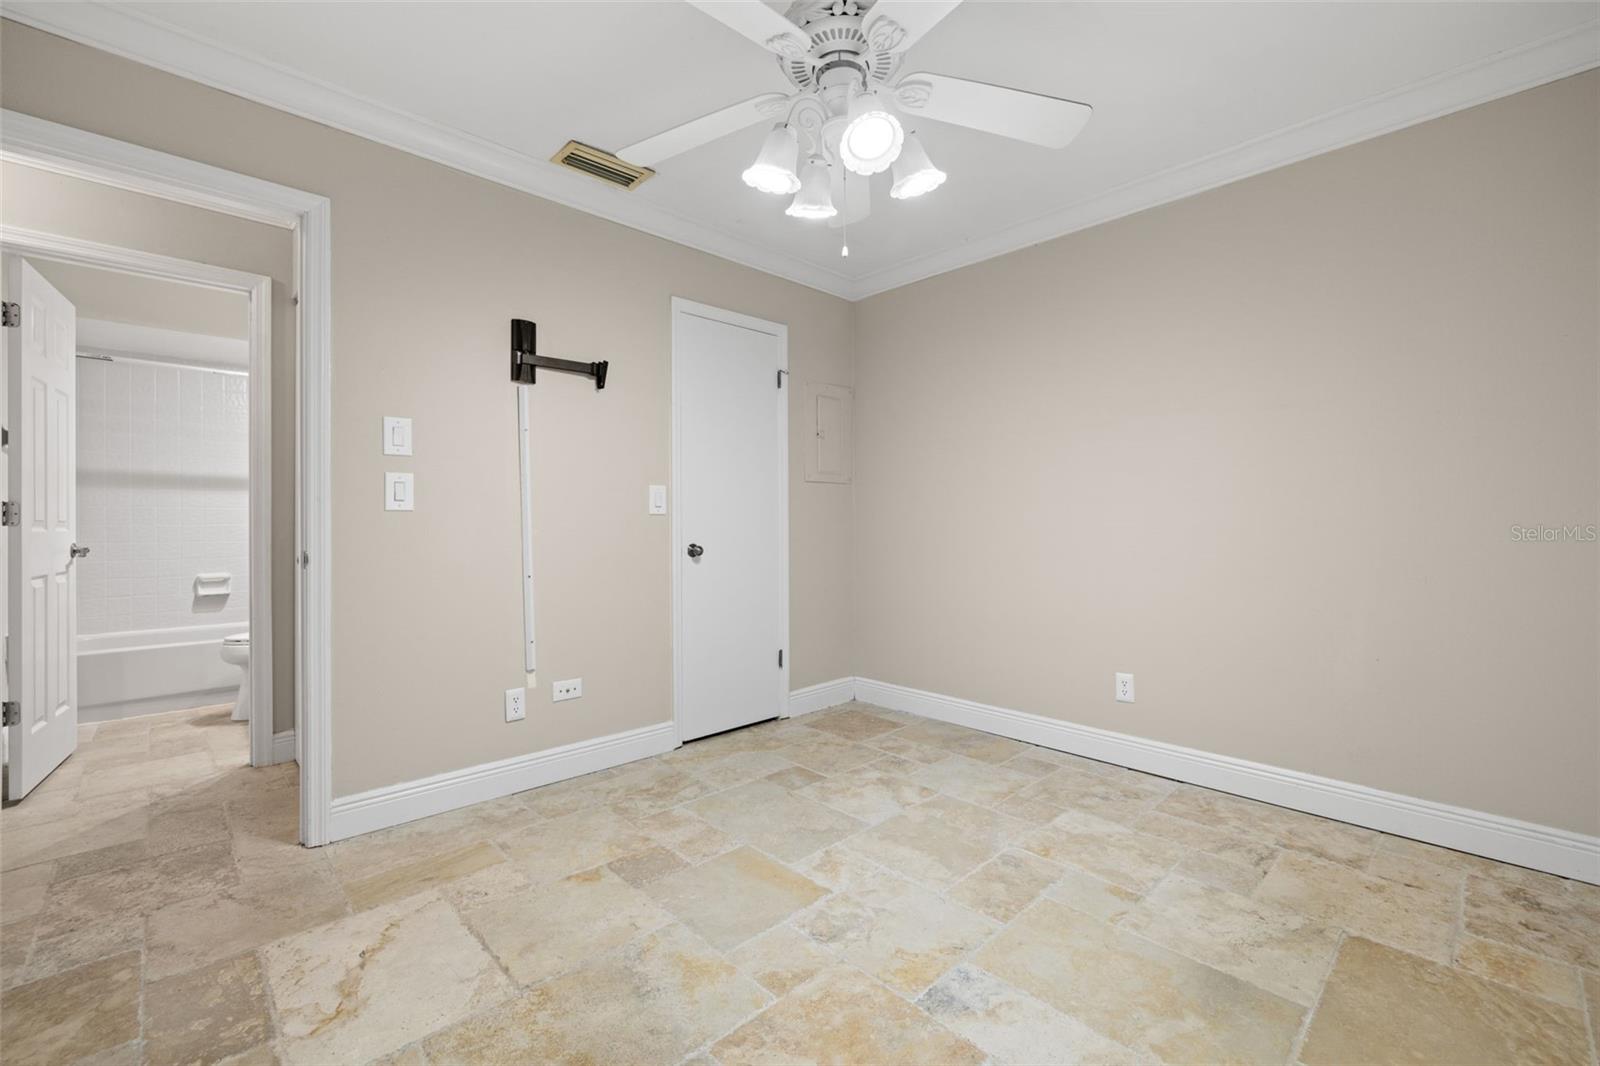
4, 257, 79, 800
673, 300, 787, 743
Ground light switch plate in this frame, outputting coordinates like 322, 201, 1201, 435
648, 484, 667, 515
385, 471, 414, 511
383, 416, 413, 456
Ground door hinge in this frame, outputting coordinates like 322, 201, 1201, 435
777, 369, 787, 389
778, 649, 784, 668
1, 302, 19, 328
2, 702, 19, 727
1, 501, 18, 527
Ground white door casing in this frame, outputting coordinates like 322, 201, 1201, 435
4, 256, 78, 799
672, 298, 788, 743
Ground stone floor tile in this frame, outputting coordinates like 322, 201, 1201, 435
949, 849, 1062, 922
1454, 934, 1585, 1007
262, 892, 512, 1066
424, 923, 769, 1065
802, 707, 903, 742
728, 924, 837, 995
630, 807, 739, 863
1462, 874, 1599, 970
774, 731, 885, 775
795, 871, 995, 995
1016, 809, 1189, 892
796, 764, 937, 823
607, 844, 689, 885
145, 952, 272, 1066
713, 965, 984, 1065
843, 795, 1023, 890
689, 780, 863, 861
1256, 851, 1461, 964
1118, 875, 1341, 1004
975, 899, 1304, 1064
909, 754, 1037, 807
145, 860, 350, 981
465, 865, 673, 985
0, 951, 141, 1066
1300, 937, 1590, 1066
920, 963, 1141, 1065
646, 846, 826, 950
498, 806, 655, 882
341, 840, 504, 911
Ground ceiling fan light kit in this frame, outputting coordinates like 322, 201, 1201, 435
618, 0, 1092, 253
785, 158, 838, 219
741, 123, 802, 194
839, 87, 904, 175
889, 132, 945, 199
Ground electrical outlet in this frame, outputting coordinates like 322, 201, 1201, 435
504, 687, 526, 722
553, 677, 583, 702
1115, 673, 1135, 703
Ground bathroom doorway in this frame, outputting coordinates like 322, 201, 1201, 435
2, 234, 277, 797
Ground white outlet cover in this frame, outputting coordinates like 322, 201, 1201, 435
385, 472, 414, 511
504, 686, 526, 722
383, 416, 413, 456
1115, 672, 1135, 703
553, 677, 583, 702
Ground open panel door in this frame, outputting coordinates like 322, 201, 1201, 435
4, 255, 79, 800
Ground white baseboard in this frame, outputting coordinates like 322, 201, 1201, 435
270, 729, 296, 766
787, 677, 858, 717
845, 677, 1598, 885
326, 721, 677, 843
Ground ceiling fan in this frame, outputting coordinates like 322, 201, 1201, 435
615, 0, 1092, 253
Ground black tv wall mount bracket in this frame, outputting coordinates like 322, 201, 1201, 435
510, 319, 608, 389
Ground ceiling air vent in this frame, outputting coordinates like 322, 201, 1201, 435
551, 141, 654, 190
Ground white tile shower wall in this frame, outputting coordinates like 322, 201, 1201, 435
76, 357, 249, 635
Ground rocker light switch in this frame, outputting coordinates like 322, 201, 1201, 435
385, 472, 414, 511
383, 416, 413, 456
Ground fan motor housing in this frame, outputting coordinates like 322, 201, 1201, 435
777, 6, 899, 92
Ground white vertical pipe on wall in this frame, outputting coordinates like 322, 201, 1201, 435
516, 386, 537, 678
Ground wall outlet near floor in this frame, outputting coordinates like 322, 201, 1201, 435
553, 677, 583, 702
1115, 673, 1135, 703
504, 687, 526, 722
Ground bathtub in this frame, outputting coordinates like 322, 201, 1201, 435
78, 622, 242, 723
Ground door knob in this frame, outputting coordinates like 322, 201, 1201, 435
69, 543, 91, 559
686, 543, 704, 559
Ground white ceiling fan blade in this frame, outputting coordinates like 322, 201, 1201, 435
895, 72, 1091, 149
685, 0, 810, 58
862, 0, 964, 54
618, 93, 789, 167
828, 166, 871, 229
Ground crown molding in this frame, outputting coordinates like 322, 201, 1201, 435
850, 19, 1600, 299
2, 2, 858, 301
5, 5, 1595, 303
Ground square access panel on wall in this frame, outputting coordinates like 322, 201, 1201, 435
803, 382, 852, 484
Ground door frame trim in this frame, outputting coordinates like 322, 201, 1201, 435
0, 228, 275, 771
669, 297, 789, 745
0, 109, 334, 846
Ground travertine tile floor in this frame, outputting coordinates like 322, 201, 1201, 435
2, 701, 1597, 1064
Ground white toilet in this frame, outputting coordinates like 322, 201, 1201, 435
220, 631, 250, 721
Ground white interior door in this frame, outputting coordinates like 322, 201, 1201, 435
673, 300, 787, 743
4, 256, 79, 800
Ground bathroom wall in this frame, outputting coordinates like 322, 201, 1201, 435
76, 357, 250, 635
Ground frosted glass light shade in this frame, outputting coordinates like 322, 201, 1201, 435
890, 133, 947, 199
741, 124, 801, 195
839, 89, 904, 176
785, 158, 837, 219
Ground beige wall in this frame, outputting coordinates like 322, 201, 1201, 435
1, 20, 856, 796
1, 161, 297, 736
31, 258, 248, 340
855, 71, 1600, 834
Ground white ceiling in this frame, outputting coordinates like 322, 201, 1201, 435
10, 2, 1596, 299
